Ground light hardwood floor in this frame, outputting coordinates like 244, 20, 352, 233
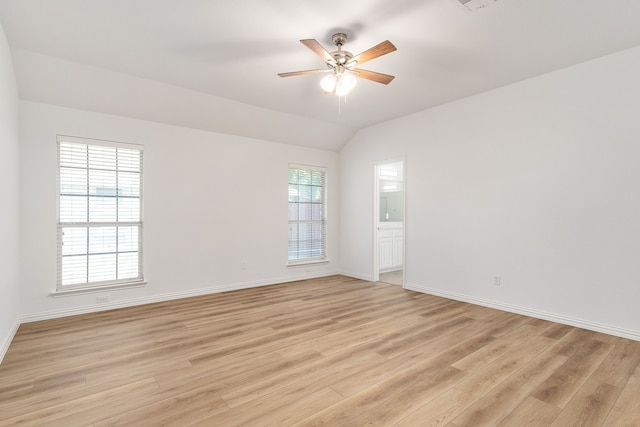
1, 275, 639, 426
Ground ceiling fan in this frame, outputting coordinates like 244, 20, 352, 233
278, 33, 397, 97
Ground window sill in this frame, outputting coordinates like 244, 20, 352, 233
287, 259, 330, 268
50, 280, 147, 297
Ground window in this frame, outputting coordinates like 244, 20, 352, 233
288, 165, 327, 263
57, 136, 144, 291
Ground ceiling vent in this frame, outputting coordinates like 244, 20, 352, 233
457, 0, 499, 11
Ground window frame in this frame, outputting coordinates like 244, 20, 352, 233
287, 164, 328, 265
55, 135, 145, 294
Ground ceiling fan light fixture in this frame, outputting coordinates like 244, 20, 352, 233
335, 71, 357, 97
320, 74, 337, 93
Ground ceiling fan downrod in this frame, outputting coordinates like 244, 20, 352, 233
329, 33, 353, 66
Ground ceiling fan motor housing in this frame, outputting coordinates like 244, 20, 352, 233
328, 51, 354, 67
328, 33, 353, 67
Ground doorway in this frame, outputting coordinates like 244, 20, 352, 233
374, 161, 405, 286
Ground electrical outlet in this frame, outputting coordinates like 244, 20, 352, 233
493, 275, 501, 286
96, 295, 110, 304
241, 260, 247, 270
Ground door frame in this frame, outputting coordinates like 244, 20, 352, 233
373, 159, 406, 286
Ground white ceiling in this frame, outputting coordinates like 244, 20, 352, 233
2, 0, 640, 150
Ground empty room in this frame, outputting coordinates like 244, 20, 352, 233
1, 0, 639, 425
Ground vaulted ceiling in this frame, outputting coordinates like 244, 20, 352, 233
2, 0, 640, 150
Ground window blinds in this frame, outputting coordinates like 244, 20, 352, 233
288, 165, 326, 263
57, 136, 144, 288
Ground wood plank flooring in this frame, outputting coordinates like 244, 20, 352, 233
1, 275, 639, 426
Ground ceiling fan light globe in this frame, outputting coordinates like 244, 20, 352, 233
335, 83, 351, 97
320, 74, 337, 93
336, 72, 357, 96
343, 72, 358, 89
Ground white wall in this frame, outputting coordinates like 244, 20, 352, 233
0, 23, 20, 360
341, 46, 640, 339
19, 101, 340, 319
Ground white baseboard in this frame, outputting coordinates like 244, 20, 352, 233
0, 317, 20, 364
405, 282, 640, 342
20, 271, 341, 323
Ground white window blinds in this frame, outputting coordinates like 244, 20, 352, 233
57, 136, 144, 289
288, 165, 327, 263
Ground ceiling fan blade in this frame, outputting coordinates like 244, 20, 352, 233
300, 39, 334, 63
278, 69, 327, 78
354, 69, 395, 85
349, 40, 397, 66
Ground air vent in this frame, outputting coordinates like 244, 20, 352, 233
457, 0, 499, 11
